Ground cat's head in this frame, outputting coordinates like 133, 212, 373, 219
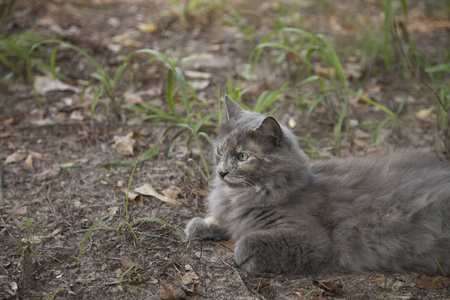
214, 95, 310, 192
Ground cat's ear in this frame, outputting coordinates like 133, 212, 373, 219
253, 116, 283, 145
224, 95, 245, 121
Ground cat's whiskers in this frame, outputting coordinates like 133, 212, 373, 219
244, 179, 262, 192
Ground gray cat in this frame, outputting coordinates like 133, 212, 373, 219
185, 95, 450, 275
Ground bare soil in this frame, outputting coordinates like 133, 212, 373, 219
1, 0, 449, 299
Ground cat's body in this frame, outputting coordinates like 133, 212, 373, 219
185, 96, 450, 275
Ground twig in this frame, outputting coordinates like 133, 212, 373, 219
393, 20, 448, 113
220, 257, 268, 300
0, 162, 4, 204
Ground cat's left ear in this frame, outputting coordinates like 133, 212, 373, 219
224, 95, 245, 121
253, 116, 283, 145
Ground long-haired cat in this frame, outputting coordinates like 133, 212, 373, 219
185, 95, 450, 275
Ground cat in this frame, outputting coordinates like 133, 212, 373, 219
185, 95, 450, 275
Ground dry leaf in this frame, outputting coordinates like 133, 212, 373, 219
34, 167, 61, 181
314, 66, 336, 78
189, 80, 209, 90
416, 107, 433, 119
372, 274, 386, 288
288, 118, 297, 128
121, 187, 138, 201
178, 264, 199, 285
137, 22, 157, 33
416, 277, 447, 290
7, 207, 28, 216
34, 75, 81, 95
25, 154, 33, 167
159, 281, 186, 300
184, 70, 211, 79
119, 257, 135, 268
312, 280, 343, 296
3, 115, 24, 126
120, 187, 143, 207
134, 183, 181, 205
113, 132, 135, 156
5, 151, 27, 165
162, 186, 182, 200
219, 240, 235, 251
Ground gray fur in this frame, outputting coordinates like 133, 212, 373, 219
185, 96, 450, 275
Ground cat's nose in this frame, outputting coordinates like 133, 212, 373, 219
218, 171, 229, 178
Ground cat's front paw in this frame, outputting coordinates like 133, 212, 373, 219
184, 216, 225, 241
235, 232, 297, 274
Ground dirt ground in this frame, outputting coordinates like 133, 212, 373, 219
1, 0, 449, 299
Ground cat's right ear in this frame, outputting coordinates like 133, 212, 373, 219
224, 95, 245, 122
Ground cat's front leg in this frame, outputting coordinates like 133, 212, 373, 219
184, 216, 227, 241
235, 229, 324, 274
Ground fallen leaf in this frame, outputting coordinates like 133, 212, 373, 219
30, 151, 48, 161
134, 183, 181, 205
189, 79, 209, 90
219, 240, 235, 251
178, 264, 199, 285
3, 115, 24, 126
137, 22, 157, 33
34, 75, 81, 95
6, 207, 27, 216
416, 277, 447, 290
121, 187, 138, 201
113, 132, 135, 156
119, 258, 135, 268
372, 274, 386, 288
5, 151, 27, 165
159, 281, 186, 300
25, 154, 33, 167
162, 186, 182, 200
391, 280, 404, 291
124, 92, 144, 104
184, 70, 211, 79
314, 66, 336, 78
416, 107, 433, 119
288, 117, 297, 128
34, 167, 61, 181
120, 187, 143, 207
312, 280, 343, 296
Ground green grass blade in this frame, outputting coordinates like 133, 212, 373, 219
166, 68, 176, 115
296, 75, 320, 87
125, 150, 143, 219
78, 214, 116, 264
91, 85, 103, 122
174, 66, 191, 119
90, 72, 109, 86
198, 132, 214, 146
317, 34, 348, 92
112, 52, 135, 88
96, 144, 158, 168
131, 217, 186, 235
0, 53, 20, 74
372, 118, 392, 144
349, 90, 399, 119
334, 102, 348, 155
306, 95, 326, 119
256, 42, 314, 69
425, 63, 450, 73
50, 45, 59, 79
193, 112, 218, 133
136, 48, 176, 69
250, 31, 273, 71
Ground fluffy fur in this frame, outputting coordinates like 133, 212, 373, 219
185, 95, 450, 275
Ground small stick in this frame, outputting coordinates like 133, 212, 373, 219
393, 20, 448, 113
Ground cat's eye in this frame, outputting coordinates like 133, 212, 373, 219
216, 147, 223, 156
237, 152, 249, 161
